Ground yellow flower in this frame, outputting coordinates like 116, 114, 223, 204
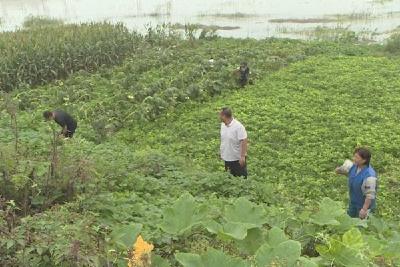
128, 235, 154, 267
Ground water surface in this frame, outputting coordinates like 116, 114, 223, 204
1, 0, 400, 40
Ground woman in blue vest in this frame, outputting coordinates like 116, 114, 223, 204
336, 147, 378, 219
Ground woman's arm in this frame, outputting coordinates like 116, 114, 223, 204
359, 176, 377, 219
335, 159, 353, 175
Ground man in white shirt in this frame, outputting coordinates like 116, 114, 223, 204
220, 107, 248, 178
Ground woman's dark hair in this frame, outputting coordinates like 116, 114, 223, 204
354, 147, 371, 165
221, 107, 232, 118
43, 111, 53, 119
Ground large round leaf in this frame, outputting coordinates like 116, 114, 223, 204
176, 248, 250, 267
204, 220, 248, 240
223, 197, 268, 228
109, 223, 142, 249
310, 198, 345, 226
316, 228, 368, 267
160, 193, 206, 235
235, 228, 266, 255
265, 227, 288, 247
255, 240, 302, 267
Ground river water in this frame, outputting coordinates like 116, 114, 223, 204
1, 0, 400, 40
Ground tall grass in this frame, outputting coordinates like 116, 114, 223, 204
0, 22, 139, 92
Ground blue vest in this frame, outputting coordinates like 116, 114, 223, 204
348, 164, 377, 209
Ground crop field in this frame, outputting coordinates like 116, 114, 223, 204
1, 22, 400, 267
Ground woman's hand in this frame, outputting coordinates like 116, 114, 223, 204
359, 208, 368, 219
335, 166, 345, 175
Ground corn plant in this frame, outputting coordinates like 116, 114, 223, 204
0, 22, 139, 92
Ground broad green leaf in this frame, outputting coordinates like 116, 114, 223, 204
318, 239, 367, 267
109, 223, 142, 249
368, 215, 389, 235
333, 214, 367, 232
236, 228, 266, 255
221, 222, 248, 240
310, 198, 344, 226
255, 240, 301, 267
265, 205, 293, 228
176, 248, 250, 267
205, 197, 269, 241
203, 220, 222, 235
342, 228, 364, 250
151, 254, 171, 267
175, 253, 203, 267
224, 197, 267, 228
364, 235, 386, 257
298, 257, 318, 267
265, 227, 288, 247
203, 220, 248, 240
316, 229, 368, 267
383, 232, 400, 258
160, 193, 206, 235
201, 248, 250, 267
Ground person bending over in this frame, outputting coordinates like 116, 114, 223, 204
43, 110, 77, 138
238, 62, 250, 87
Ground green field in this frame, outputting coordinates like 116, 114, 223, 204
1, 23, 400, 267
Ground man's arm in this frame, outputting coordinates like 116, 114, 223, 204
239, 138, 247, 167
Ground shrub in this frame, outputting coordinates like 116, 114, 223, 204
385, 32, 400, 54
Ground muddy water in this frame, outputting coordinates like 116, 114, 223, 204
1, 0, 400, 40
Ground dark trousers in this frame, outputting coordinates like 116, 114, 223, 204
225, 160, 248, 178
63, 128, 76, 138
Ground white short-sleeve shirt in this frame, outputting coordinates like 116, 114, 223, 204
220, 118, 247, 161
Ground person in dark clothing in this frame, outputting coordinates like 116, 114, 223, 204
238, 62, 250, 87
43, 110, 77, 138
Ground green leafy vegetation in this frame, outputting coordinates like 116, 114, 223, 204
292, 26, 368, 43
1, 23, 400, 267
